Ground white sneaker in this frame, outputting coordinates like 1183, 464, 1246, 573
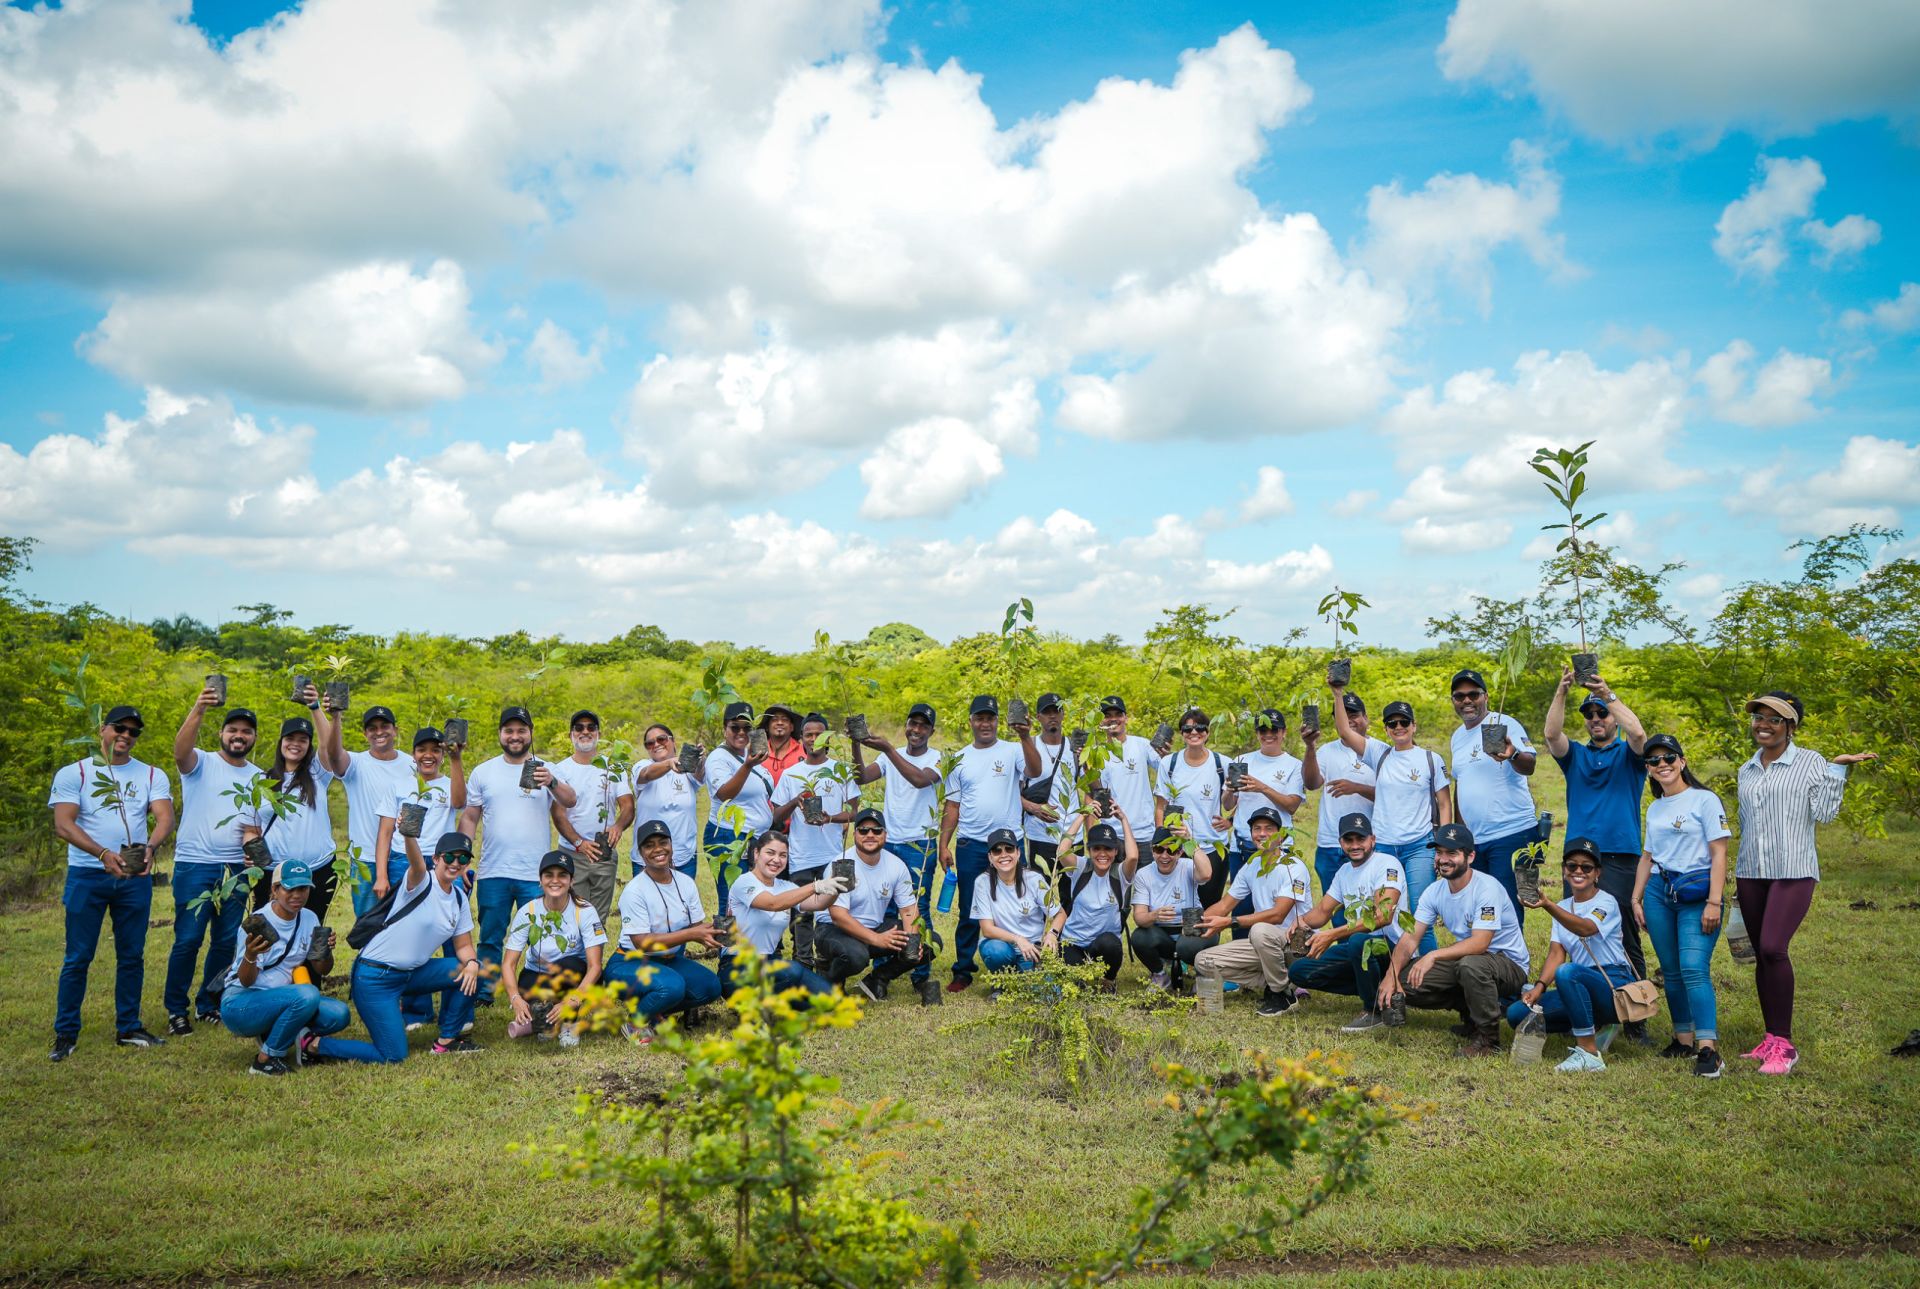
1555, 1047, 1607, 1073
558, 1023, 579, 1049
1340, 1011, 1385, 1033
1148, 970, 1172, 991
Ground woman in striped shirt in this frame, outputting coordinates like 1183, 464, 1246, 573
1735, 692, 1876, 1076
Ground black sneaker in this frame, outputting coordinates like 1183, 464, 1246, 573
118, 1027, 165, 1048
917, 979, 943, 1007
1448, 1019, 1475, 1038
1623, 1020, 1656, 1047
1256, 988, 1296, 1017
195, 1009, 221, 1026
248, 1054, 291, 1077
1659, 1038, 1697, 1060
166, 1014, 193, 1037
1383, 992, 1408, 1027
1693, 1046, 1724, 1079
855, 976, 889, 1002
431, 1036, 483, 1054
50, 1035, 78, 1062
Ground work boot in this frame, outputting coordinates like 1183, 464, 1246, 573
1457, 1025, 1502, 1058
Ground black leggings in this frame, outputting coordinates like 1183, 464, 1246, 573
1063, 934, 1123, 980
1128, 924, 1213, 976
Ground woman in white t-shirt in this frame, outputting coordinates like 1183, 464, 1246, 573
974, 828, 1050, 973
248, 711, 339, 923
1510, 838, 1637, 1073
722, 832, 847, 997
1632, 734, 1731, 1079
501, 850, 608, 1048
1048, 813, 1140, 989
1334, 692, 1448, 956
220, 859, 351, 1076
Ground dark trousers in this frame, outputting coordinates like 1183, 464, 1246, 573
1063, 933, 1124, 980
1596, 852, 1648, 980
1289, 934, 1390, 1006
1129, 923, 1215, 977
1402, 952, 1529, 1031
883, 839, 936, 985
787, 866, 825, 970
817, 913, 928, 987
56, 867, 152, 1039
1196, 844, 1227, 910
951, 837, 993, 981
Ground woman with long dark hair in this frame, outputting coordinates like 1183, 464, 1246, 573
722, 831, 845, 996
250, 704, 340, 924
1632, 734, 1730, 1078
974, 829, 1049, 974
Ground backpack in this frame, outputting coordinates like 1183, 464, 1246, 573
346, 875, 436, 951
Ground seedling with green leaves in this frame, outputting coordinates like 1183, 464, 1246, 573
1531, 439, 1605, 680
688, 656, 741, 743
811, 630, 879, 724
189, 775, 302, 912
52, 652, 104, 748
702, 803, 756, 893
88, 763, 152, 874
1481, 624, 1535, 755
589, 738, 637, 850
998, 598, 1040, 694
1317, 587, 1368, 689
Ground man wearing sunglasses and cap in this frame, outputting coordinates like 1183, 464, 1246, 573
817, 808, 930, 1000
49, 704, 175, 1060
1225, 709, 1304, 939
704, 701, 774, 918
1287, 813, 1407, 1031
850, 702, 943, 1004
1095, 696, 1159, 850
547, 709, 634, 923
1019, 693, 1081, 871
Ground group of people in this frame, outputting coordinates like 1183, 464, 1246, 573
49, 666, 1872, 1080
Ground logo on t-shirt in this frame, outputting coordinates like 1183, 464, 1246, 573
1480, 905, 1497, 920
1385, 867, 1401, 882
1405, 765, 1421, 782
1670, 815, 1687, 831
1291, 879, 1308, 897
1593, 907, 1608, 921
992, 761, 1005, 776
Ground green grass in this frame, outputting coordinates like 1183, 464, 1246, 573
4, 814, 1919, 1284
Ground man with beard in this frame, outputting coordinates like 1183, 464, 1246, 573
770, 714, 860, 971
165, 683, 262, 1035
461, 706, 576, 1005
1019, 693, 1080, 874
321, 701, 417, 915
757, 702, 806, 784
852, 701, 943, 1005
548, 709, 634, 922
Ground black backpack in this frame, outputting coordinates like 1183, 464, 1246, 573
346, 876, 436, 952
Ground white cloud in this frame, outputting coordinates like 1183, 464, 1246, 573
1840, 282, 1920, 333
1801, 214, 1881, 268
1713, 157, 1824, 278
1733, 435, 1920, 534
1401, 516, 1513, 554
1697, 340, 1832, 426
1238, 466, 1295, 521
526, 321, 604, 388
857, 418, 1005, 520
80, 260, 499, 410
1438, 0, 1920, 141
1331, 489, 1378, 518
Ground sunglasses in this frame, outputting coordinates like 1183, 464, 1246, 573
727, 722, 752, 732
572, 723, 598, 732
1647, 753, 1680, 767
1181, 725, 1207, 734
854, 826, 885, 836
1450, 690, 1485, 702
110, 723, 141, 737
1384, 717, 1411, 730
643, 736, 672, 749
438, 854, 473, 867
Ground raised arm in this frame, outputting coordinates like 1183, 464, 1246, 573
1589, 678, 1646, 755
174, 685, 216, 776
1544, 669, 1573, 759
1329, 680, 1367, 755
319, 693, 349, 777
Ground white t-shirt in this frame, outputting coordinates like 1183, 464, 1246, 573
1020, 739, 1080, 845
972, 869, 1050, 940
703, 745, 773, 835
1158, 751, 1232, 846
1450, 714, 1539, 841
549, 757, 631, 848
1060, 863, 1127, 944
946, 740, 1026, 840
878, 745, 942, 842
339, 750, 418, 862
1131, 857, 1201, 925
1311, 738, 1386, 848
466, 755, 558, 883
631, 765, 700, 867
175, 752, 262, 866
1229, 852, 1313, 933
729, 871, 800, 956
1100, 734, 1159, 841
49, 757, 164, 870
378, 774, 460, 853
1231, 750, 1305, 842
1371, 746, 1449, 846
504, 897, 607, 973
815, 849, 917, 927
260, 766, 339, 868
772, 760, 858, 871
362, 874, 474, 970
224, 903, 317, 992
1645, 787, 1730, 876
1414, 870, 1530, 971
1325, 849, 1409, 944
618, 870, 707, 952
1552, 891, 1629, 970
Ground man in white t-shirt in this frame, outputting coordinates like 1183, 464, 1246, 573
703, 701, 773, 918
1225, 708, 1304, 937
48, 704, 176, 1060
547, 709, 634, 922
815, 808, 929, 999
165, 683, 263, 1033
460, 705, 577, 1004
1286, 813, 1408, 1032
1193, 807, 1313, 1017
936, 695, 1041, 991
1095, 696, 1159, 845
1019, 692, 1081, 869
1448, 667, 1541, 928
1300, 692, 1384, 921
852, 701, 942, 1003
320, 702, 417, 911
1377, 822, 1530, 1056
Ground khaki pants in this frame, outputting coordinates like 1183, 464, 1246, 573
575, 849, 619, 924
1401, 952, 1528, 1029
1193, 922, 1295, 992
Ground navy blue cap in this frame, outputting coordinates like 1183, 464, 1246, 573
1578, 696, 1611, 716
633, 819, 673, 849
412, 726, 445, 747
1099, 695, 1126, 713
104, 705, 144, 730
723, 700, 755, 724
853, 806, 885, 828
1562, 837, 1600, 861
1086, 822, 1122, 850
1644, 733, 1684, 757
1449, 669, 1487, 693
1036, 692, 1066, 712
1338, 812, 1373, 838
985, 827, 1020, 849
970, 695, 999, 717
1151, 825, 1180, 849
222, 708, 257, 728
539, 849, 575, 875
1434, 822, 1475, 851
499, 705, 532, 727
1254, 707, 1285, 730
906, 701, 936, 725
433, 831, 474, 857
362, 704, 397, 727
1382, 700, 1414, 722
1246, 806, 1284, 829
1342, 693, 1366, 714
279, 716, 314, 738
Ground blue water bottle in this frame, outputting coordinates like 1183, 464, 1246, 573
937, 868, 958, 915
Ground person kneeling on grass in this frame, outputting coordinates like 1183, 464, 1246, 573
607, 819, 724, 1045
310, 832, 483, 1064
1286, 814, 1407, 1032
722, 830, 847, 997
1049, 817, 1140, 991
501, 850, 606, 1049
1375, 822, 1530, 1057
817, 808, 931, 1002
1192, 808, 1314, 1018
1507, 837, 1638, 1073
976, 827, 1051, 975
221, 859, 351, 1075
1129, 825, 1215, 991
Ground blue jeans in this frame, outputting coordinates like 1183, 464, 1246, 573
980, 939, 1038, 973
1473, 826, 1533, 931
56, 866, 152, 1038
318, 958, 479, 1063
1378, 836, 1439, 955
165, 862, 246, 1018
350, 853, 413, 918
1289, 934, 1390, 1005
1506, 961, 1634, 1037
1642, 870, 1721, 1041
950, 837, 993, 981
719, 956, 832, 997
704, 823, 739, 915
606, 951, 723, 1022
222, 983, 350, 1057
885, 838, 937, 983
1314, 846, 1347, 927
475, 876, 542, 1004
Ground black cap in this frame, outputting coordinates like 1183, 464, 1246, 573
1086, 822, 1122, 850
906, 701, 936, 725
723, 700, 755, 725
362, 704, 397, 728
969, 694, 999, 717
800, 711, 829, 730
633, 819, 673, 848
1342, 693, 1366, 714
279, 716, 314, 738
1382, 700, 1414, 722
1449, 669, 1487, 692
852, 806, 885, 828
568, 709, 600, 728
499, 705, 533, 728
1434, 822, 1475, 851
1036, 692, 1065, 712
1253, 707, 1286, 730
102, 704, 144, 730
1246, 806, 1284, 829
223, 707, 257, 728
1644, 733, 1684, 757
1337, 812, 1373, 839
1151, 825, 1180, 849
1562, 837, 1600, 862
1099, 695, 1126, 714
539, 849, 575, 875
758, 702, 800, 729
413, 726, 445, 747
985, 827, 1020, 849
433, 831, 473, 857
1578, 696, 1611, 716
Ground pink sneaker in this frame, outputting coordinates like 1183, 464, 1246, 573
1740, 1034, 1782, 1061
1758, 1039, 1799, 1076
506, 1016, 533, 1039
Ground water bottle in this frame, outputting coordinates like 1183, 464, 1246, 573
937, 868, 958, 915
1725, 889, 1756, 964
1511, 1004, 1547, 1065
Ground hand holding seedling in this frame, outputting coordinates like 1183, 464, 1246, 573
1197, 911, 1232, 935
1307, 927, 1339, 958
242, 931, 273, 961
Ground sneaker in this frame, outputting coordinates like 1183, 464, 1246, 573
248, 1054, 292, 1076
1148, 970, 1173, 992
558, 1023, 580, 1049
1457, 1028, 1502, 1058
1340, 1010, 1384, 1033
506, 1016, 534, 1039
431, 1036, 483, 1054
459, 1021, 474, 1036
166, 1014, 193, 1037
621, 1022, 658, 1046
405, 1021, 427, 1033
945, 977, 972, 993
1891, 1030, 1920, 1058
1555, 1047, 1607, 1073
1740, 1034, 1784, 1061
1383, 992, 1407, 1028
1221, 980, 1240, 993
290, 1026, 311, 1068
1758, 1039, 1799, 1076
118, 1027, 165, 1048
918, 979, 943, 1007
299, 1034, 328, 1065
1622, 1020, 1655, 1047
1448, 1019, 1475, 1038
855, 976, 889, 1002
1659, 1038, 1697, 1060
50, 1036, 78, 1062
1595, 1024, 1621, 1054
195, 1009, 220, 1025
1693, 1046, 1724, 1078
1256, 988, 1297, 1018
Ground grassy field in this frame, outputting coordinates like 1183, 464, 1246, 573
3, 803, 1919, 1286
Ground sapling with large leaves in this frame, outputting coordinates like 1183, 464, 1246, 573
188, 775, 301, 914
1480, 624, 1535, 756
589, 737, 636, 856
1317, 587, 1368, 690
88, 764, 153, 875
1530, 440, 1605, 683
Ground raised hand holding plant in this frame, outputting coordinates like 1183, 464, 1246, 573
1530, 440, 1604, 682
1481, 624, 1534, 756
1317, 588, 1368, 689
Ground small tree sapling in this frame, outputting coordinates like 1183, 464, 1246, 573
1530, 440, 1606, 683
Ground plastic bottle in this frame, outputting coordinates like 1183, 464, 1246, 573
1510, 1004, 1547, 1065
1194, 974, 1225, 1016
937, 868, 958, 915
1725, 888, 1756, 964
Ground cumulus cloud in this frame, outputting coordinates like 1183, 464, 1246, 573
1713, 157, 1824, 277
1802, 214, 1881, 268
1401, 516, 1513, 554
526, 321, 604, 388
1438, 0, 1920, 141
1697, 340, 1832, 426
1238, 466, 1295, 522
1841, 282, 1920, 333
1733, 435, 1920, 534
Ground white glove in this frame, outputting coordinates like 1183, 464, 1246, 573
813, 874, 850, 896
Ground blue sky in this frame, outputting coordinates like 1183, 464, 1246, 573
2, 0, 1917, 649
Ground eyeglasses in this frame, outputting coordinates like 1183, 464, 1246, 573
643, 736, 672, 749
727, 722, 752, 732
1384, 718, 1411, 730
1646, 753, 1680, 767
1450, 690, 1484, 702
110, 723, 141, 737
854, 826, 885, 836
1181, 725, 1207, 734
1750, 712, 1788, 726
